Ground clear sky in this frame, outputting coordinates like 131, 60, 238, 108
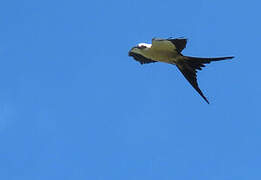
0, 0, 260, 179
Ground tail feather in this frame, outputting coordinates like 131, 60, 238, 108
183, 56, 234, 70
184, 56, 234, 62
176, 55, 234, 103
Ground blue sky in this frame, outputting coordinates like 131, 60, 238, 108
0, 0, 260, 179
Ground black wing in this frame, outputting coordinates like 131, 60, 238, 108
176, 62, 209, 104
129, 52, 157, 65
167, 38, 187, 53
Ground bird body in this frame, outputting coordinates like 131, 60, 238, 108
128, 38, 234, 104
131, 40, 180, 63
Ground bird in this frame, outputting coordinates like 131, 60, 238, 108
128, 38, 234, 104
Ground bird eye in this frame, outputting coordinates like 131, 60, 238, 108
139, 45, 146, 49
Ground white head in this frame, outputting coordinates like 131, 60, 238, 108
137, 43, 152, 48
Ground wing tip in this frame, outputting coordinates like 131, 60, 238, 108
197, 89, 210, 104
203, 97, 210, 104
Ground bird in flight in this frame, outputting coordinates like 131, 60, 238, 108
128, 38, 234, 104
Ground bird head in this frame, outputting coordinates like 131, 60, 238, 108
128, 43, 151, 56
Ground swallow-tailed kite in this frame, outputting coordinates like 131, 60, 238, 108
128, 38, 234, 104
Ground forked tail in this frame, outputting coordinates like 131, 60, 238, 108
176, 55, 234, 104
